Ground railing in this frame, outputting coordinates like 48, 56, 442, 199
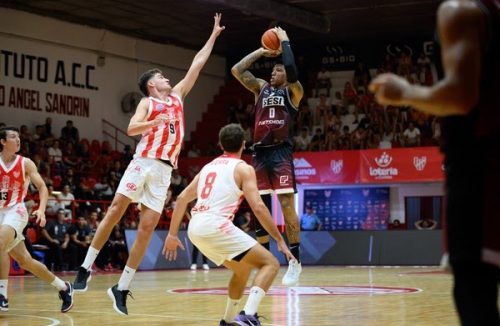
102, 119, 139, 151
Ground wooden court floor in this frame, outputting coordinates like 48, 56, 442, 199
0, 266, 466, 325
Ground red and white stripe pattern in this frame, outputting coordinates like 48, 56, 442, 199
0, 155, 28, 208
135, 95, 184, 167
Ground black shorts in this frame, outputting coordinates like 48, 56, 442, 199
252, 143, 297, 195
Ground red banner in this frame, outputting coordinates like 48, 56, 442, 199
180, 147, 444, 185
293, 147, 444, 184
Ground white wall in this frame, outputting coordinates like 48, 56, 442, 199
0, 8, 225, 144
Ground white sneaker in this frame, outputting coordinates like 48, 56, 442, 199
190, 264, 197, 270
282, 260, 302, 286
202, 264, 210, 271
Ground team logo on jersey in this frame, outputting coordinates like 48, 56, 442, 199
330, 160, 343, 174
126, 183, 137, 191
263, 96, 284, 107
13, 171, 20, 178
279, 175, 289, 185
413, 156, 427, 171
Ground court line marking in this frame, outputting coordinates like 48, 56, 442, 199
4, 313, 60, 326
9, 308, 282, 326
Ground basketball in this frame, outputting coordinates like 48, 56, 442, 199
261, 29, 280, 51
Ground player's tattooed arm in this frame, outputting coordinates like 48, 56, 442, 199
231, 49, 267, 96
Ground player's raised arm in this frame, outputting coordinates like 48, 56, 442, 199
172, 13, 225, 100
231, 48, 273, 98
274, 27, 304, 107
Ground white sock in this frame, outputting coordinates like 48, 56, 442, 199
51, 277, 67, 291
223, 297, 240, 322
82, 247, 99, 270
117, 266, 136, 291
243, 286, 265, 315
0, 280, 7, 298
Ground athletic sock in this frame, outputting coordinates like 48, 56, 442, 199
117, 266, 136, 291
82, 247, 99, 270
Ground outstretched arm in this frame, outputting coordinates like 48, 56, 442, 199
231, 48, 270, 98
369, 1, 483, 116
25, 158, 47, 227
173, 13, 225, 100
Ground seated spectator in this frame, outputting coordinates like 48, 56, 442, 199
415, 218, 437, 230
338, 125, 352, 150
77, 142, 95, 172
308, 128, 325, 152
46, 184, 62, 216
351, 127, 366, 150
109, 225, 128, 269
431, 117, 441, 145
42, 117, 54, 140
94, 176, 114, 201
331, 91, 345, 115
403, 121, 421, 147
62, 142, 79, 168
324, 128, 339, 151
294, 127, 311, 152
315, 66, 331, 96
295, 102, 313, 132
57, 184, 77, 219
41, 209, 70, 271
108, 160, 124, 184
343, 82, 358, 106
48, 139, 64, 165
19, 125, 33, 143
353, 61, 371, 90
389, 219, 405, 230
68, 216, 91, 271
60, 120, 80, 144
300, 206, 322, 231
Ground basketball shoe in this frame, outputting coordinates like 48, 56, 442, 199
281, 259, 302, 286
108, 284, 133, 315
234, 311, 262, 326
59, 282, 74, 313
73, 267, 92, 292
219, 320, 240, 325
0, 294, 8, 312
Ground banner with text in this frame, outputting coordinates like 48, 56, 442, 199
292, 147, 444, 184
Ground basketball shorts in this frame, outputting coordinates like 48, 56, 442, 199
188, 213, 257, 266
252, 144, 296, 195
117, 157, 172, 214
0, 203, 28, 252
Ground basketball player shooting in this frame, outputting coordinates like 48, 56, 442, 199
231, 27, 304, 286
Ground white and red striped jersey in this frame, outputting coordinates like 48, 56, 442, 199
191, 155, 244, 220
135, 95, 184, 167
0, 155, 29, 208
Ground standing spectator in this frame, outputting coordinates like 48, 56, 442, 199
60, 120, 80, 145
42, 117, 54, 140
300, 206, 322, 231
403, 121, 421, 147
315, 66, 331, 96
41, 209, 70, 271
68, 217, 91, 271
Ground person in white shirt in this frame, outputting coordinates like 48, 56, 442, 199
403, 121, 421, 147
163, 124, 294, 326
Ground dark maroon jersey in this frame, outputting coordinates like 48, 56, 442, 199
253, 83, 298, 147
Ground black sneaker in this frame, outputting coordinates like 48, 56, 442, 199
59, 282, 74, 313
0, 294, 8, 312
234, 311, 262, 326
107, 284, 133, 315
73, 267, 91, 292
